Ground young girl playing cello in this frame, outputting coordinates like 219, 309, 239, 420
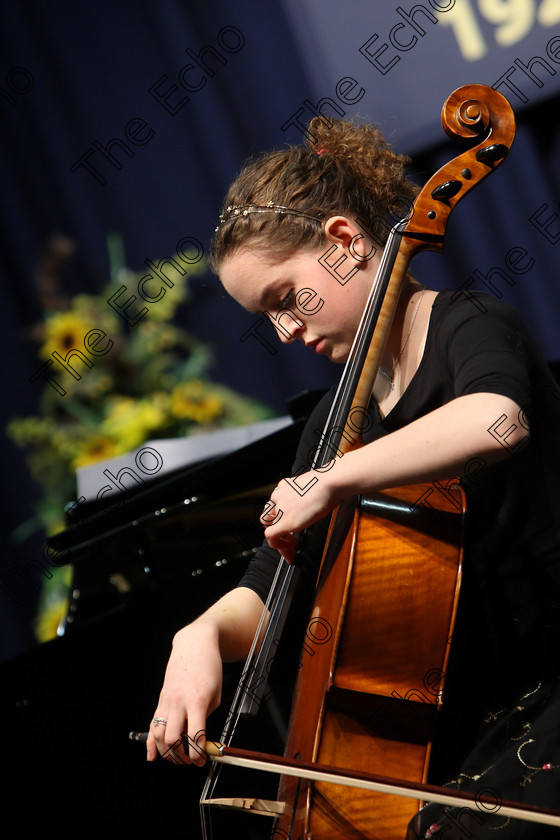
147, 116, 560, 838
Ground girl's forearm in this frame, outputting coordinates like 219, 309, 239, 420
329, 392, 526, 498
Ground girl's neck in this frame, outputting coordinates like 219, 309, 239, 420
374, 279, 436, 417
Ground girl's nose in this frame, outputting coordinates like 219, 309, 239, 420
266, 308, 304, 344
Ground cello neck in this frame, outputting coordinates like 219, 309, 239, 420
314, 218, 408, 463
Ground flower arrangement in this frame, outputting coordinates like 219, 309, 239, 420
7, 235, 272, 642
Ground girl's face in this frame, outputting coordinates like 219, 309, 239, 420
220, 226, 381, 364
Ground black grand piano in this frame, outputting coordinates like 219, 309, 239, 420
2, 391, 324, 839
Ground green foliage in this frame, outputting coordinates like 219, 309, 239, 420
7, 236, 272, 641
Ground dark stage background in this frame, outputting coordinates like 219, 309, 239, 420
1, 1, 559, 836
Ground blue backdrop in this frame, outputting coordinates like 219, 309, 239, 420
1, 0, 559, 660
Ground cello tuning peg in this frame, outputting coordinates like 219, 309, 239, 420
475, 143, 509, 166
430, 179, 462, 203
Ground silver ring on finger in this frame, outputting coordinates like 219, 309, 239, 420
152, 717, 168, 726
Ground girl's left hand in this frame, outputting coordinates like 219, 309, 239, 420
260, 466, 341, 562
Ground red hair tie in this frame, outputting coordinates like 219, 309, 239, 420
317, 148, 329, 156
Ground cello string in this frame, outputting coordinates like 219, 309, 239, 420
312, 220, 406, 467
201, 220, 407, 840
224, 218, 406, 730
221, 554, 289, 739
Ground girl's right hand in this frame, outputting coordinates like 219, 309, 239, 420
145, 585, 268, 766
146, 621, 223, 766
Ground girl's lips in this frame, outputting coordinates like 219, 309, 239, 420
306, 338, 326, 354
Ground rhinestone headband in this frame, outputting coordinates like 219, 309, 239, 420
215, 201, 323, 231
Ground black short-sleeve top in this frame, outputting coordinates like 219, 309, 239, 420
238, 289, 560, 699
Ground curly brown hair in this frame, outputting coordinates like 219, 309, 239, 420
209, 116, 419, 272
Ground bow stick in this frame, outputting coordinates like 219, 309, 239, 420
130, 732, 560, 829
205, 742, 560, 828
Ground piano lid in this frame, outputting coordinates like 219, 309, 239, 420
75, 415, 293, 501
46, 389, 329, 563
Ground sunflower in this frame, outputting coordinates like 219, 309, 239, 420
72, 434, 123, 469
39, 310, 94, 360
169, 380, 225, 424
101, 393, 170, 451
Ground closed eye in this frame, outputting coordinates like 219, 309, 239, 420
280, 290, 294, 309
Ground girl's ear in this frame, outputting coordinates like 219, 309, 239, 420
323, 215, 356, 249
323, 215, 378, 266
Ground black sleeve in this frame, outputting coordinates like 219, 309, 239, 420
440, 294, 533, 408
236, 387, 336, 604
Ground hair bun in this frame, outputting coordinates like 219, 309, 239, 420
306, 117, 417, 207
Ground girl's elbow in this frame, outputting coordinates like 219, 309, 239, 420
486, 399, 530, 460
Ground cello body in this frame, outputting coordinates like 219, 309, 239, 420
275, 481, 465, 839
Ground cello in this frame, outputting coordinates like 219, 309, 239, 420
183, 84, 558, 837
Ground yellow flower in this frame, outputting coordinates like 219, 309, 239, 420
169, 381, 224, 424
102, 394, 169, 451
132, 320, 180, 354
144, 277, 188, 322
72, 293, 121, 336
72, 435, 122, 469
7, 416, 54, 446
39, 310, 95, 360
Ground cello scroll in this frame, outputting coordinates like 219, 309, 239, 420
349, 83, 515, 437
402, 84, 515, 256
